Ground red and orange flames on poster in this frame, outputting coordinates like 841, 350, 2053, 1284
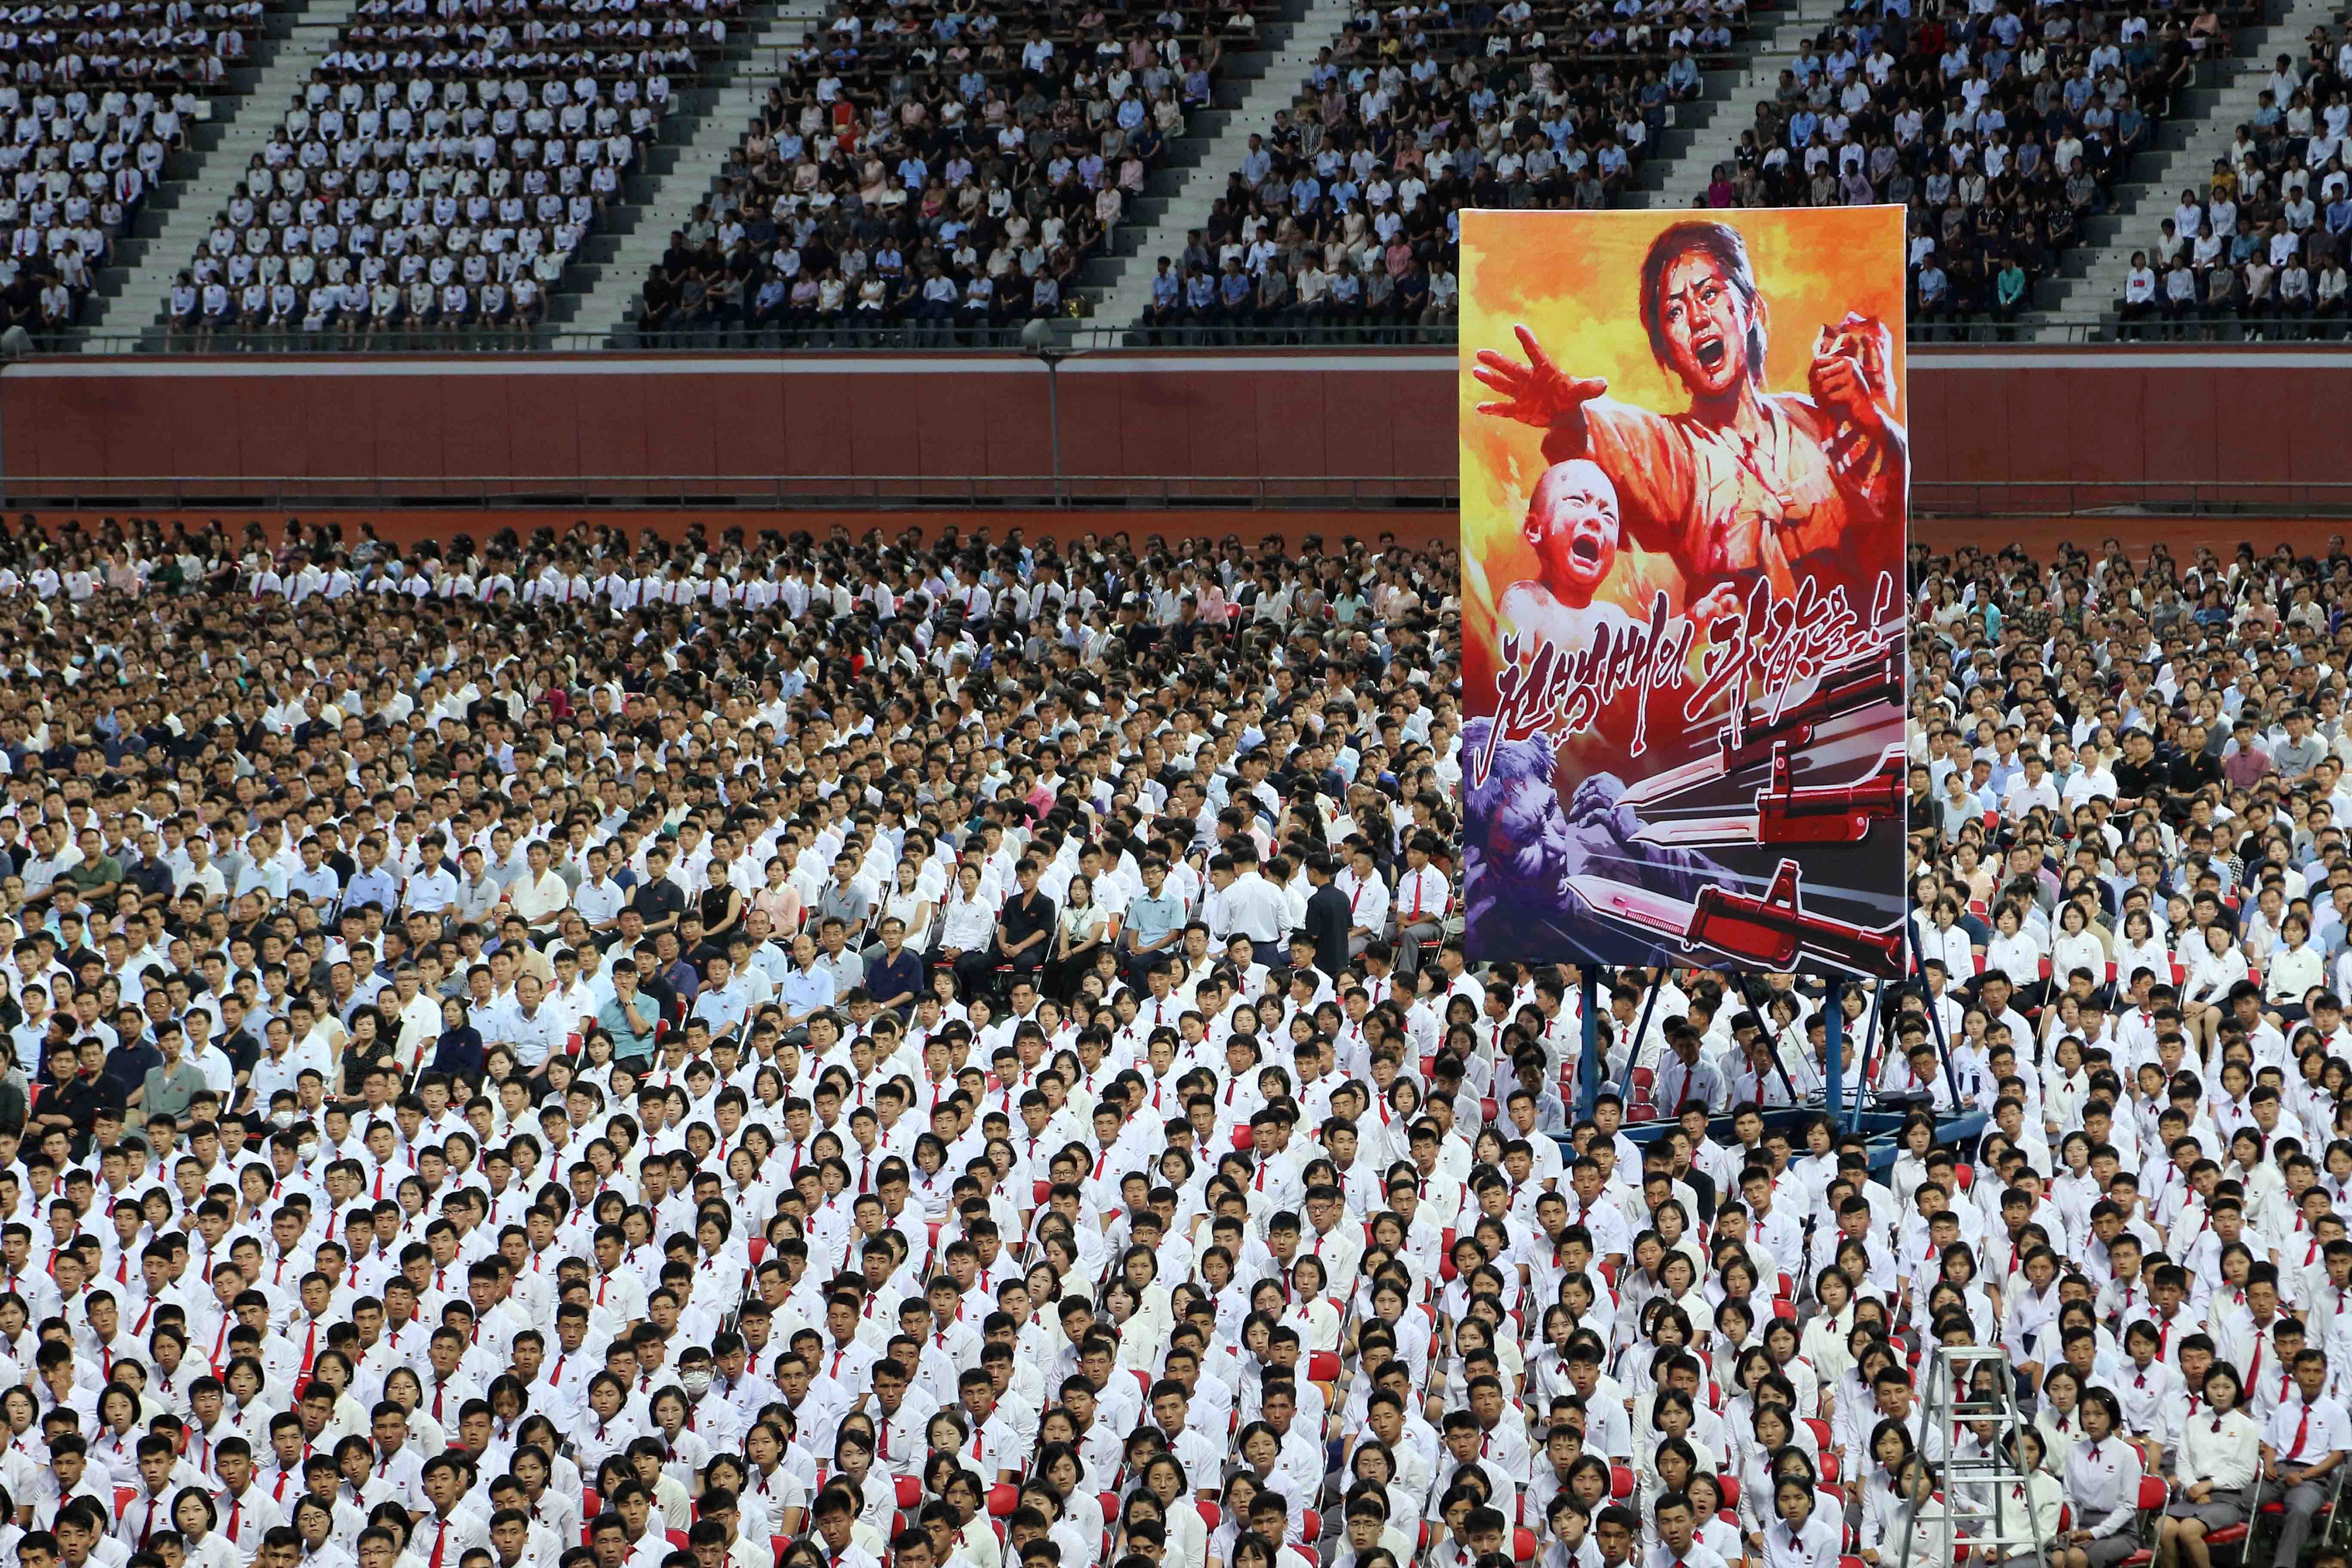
1458, 208, 1908, 977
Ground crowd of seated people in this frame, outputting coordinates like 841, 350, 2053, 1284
1, 0, 265, 337
163, 0, 734, 344
2113, 32, 2352, 338
17, 516, 2352, 1568
636, 0, 1261, 342
1148, 0, 1742, 341
1692, 0, 2236, 337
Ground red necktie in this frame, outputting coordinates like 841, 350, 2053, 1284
2291, 1406, 2311, 1459
227, 1498, 242, 1542
429, 1521, 449, 1568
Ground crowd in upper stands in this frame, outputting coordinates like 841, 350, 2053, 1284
635, 0, 1262, 341
162, 0, 731, 342
0, 0, 264, 338
0, 517, 2351, 1568
1147, 0, 1748, 339
1708, 0, 2233, 332
2114, 30, 2352, 336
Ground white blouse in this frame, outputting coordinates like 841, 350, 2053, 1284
2177, 1407, 2260, 1492
1986, 930, 2044, 987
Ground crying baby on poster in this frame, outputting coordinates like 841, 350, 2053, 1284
1461, 219, 1907, 958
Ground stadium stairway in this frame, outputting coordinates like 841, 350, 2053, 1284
76, 1, 362, 346
1084, 0, 1356, 333
567, 0, 833, 342
2038, 0, 2333, 337
1624, 0, 1834, 211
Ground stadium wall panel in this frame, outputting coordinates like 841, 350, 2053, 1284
6, 350, 2348, 513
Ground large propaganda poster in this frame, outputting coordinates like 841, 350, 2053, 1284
1458, 207, 1909, 978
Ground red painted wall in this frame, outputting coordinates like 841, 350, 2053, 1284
5, 348, 2345, 509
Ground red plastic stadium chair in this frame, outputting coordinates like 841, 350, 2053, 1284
1513, 1528, 1536, 1563
1716, 1474, 1739, 1514
988, 1484, 1018, 1518
1610, 1466, 1635, 1501
1308, 1350, 1342, 1385
2117, 1476, 2169, 1568
895, 1477, 922, 1510
1198, 1503, 1221, 1531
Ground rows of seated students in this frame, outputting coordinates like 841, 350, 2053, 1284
2114, 25, 2352, 337
166, 0, 739, 341
637, 0, 1269, 339
1144, 0, 1748, 339
3, 0, 266, 334
1690, 0, 2254, 334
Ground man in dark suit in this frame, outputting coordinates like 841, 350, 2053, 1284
1300, 852, 1352, 983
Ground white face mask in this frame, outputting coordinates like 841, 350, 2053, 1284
298, 1141, 320, 1161
681, 1369, 714, 1398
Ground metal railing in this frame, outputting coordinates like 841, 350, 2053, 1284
0, 472, 1462, 509
64, 316, 2343, 353
1912, 481, 2352, 518
55, 321, 1471, 353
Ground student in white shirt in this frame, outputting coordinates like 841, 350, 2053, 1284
2160, 1362, 2256, 1561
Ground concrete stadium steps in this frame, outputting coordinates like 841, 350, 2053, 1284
1082, 0, 1351, 332
2036, 0, 2334, 336
1624, 0, 1836, 210
533, 0, 819, 336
